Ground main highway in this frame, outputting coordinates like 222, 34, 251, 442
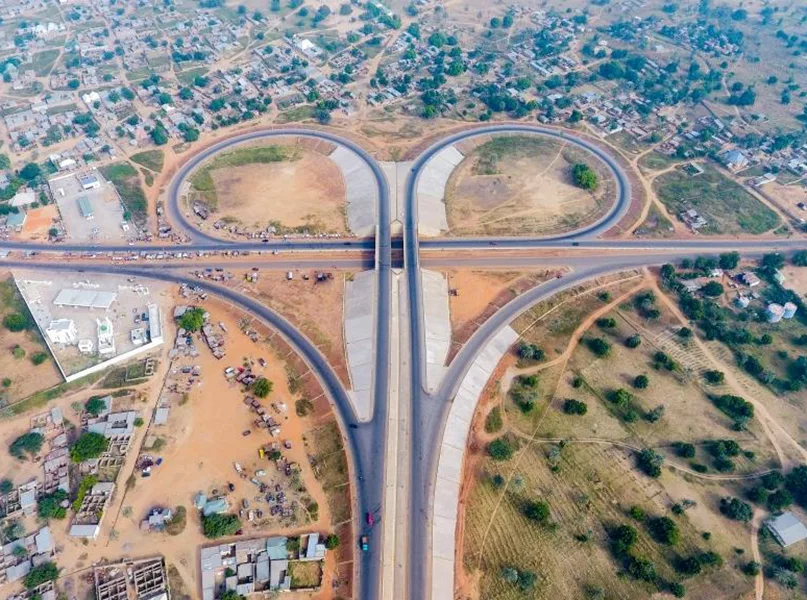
2, 124, 807, 600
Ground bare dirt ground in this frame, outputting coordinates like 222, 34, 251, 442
226, 267, 354, 388
445, 136, 615, 237
0, 272, 62, 404
19, 205, 59, 240
442, 268, 561, 361
210, 149, 347, 234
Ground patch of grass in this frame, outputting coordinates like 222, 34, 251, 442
275, 105, 316, 124
638, 151, 679, 171
654, 164, 779, 235
130, 149, 165, 173
99, 162, 147, 223
166, 505, 187, 535
177, 67, 209, 86
472, 136, 553, 176
30, 49, 60, 76
289, 560, 323, 589
0, 371, 104, 419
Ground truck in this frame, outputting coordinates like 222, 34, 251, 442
360, 535, 369, 552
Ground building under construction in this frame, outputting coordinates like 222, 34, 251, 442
94, 556, 169, 600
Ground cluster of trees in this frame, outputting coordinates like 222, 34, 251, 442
563, 398, 588, 415
510, 374, 539, 414
607, 523, 685, 596
637, 448, 664, 478
712, 394, 754, 430
572, 163, 598, 190
9, 432, 44, 459
719, 497, 752, 522
70, 432, 110, 463
178, 307, 205, 332
202, 513, 242, 538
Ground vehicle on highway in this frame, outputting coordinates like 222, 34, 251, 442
366, 512, 375, 526
360, 535, 369, 552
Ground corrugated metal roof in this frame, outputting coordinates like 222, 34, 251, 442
54, 288, 117, 309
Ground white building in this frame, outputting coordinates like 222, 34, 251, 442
45, 319, 77, 345
97, 317, 115, 355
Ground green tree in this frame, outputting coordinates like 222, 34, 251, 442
648, 516, 680, 545
70, 432, 109, 462
563, 399, 588, 415
30, 351, 48, 365
252, 377, 273, 398
625, 334, 642, 348
634, 374, 649, 389
637, 448, 664, 478
0, 478, 13, 494
487, 437, 515, 461
178, 307, 205, 331
719, 497, 752, 522
9, 432, 44, 459
524, 500, 550, 523
704, 370, 724, 385
19, 162, 41, 181
85, 397, 107, 417
701, 281, 724, 297
23, 562, 59, 589
3, 312, 29, 332
587, 337, 611, 357
324, 533, 340, 549
719, 251, 741, 269
0, 153, 10, 169
38, 489, 69, 519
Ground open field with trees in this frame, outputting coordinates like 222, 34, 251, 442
653, 165, 779, 235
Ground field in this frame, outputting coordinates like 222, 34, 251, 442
654, 164, 780, 235
445, 136, 615, 237
98, 161, 148, 222
458, 271, 801, 599
130, 150, 165, 173
0, 273, 61, 406
188, 142, 347, 235
30, 49, 60, 76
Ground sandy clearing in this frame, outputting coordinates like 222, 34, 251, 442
19, 205, 59, 240
210, 151, 347, 234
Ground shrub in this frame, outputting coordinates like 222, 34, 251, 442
629, 506, 646, 520
747, 486, 769, 504
690, 462, 708, 473
742, 561, 760, 576
487, 437, 515, 461
3, 312, 29, 332
678, 327, 692, 339
0, 478, 13, 494
625, 334, 642, 348
633, 374, 649, 389
626, 555, 657, 582
672, 442, 696, 459
202, 513, 242, 538
23, 562, 59, 589
12, 345, 25, 359
166, 506, 187, 535
645, 405, 665, 423
9, 432, 44, 459
669, 582, 686, 598
719, 497, 752, 522
252, 377, 273, 398
637, 448, 664, 478
597, 317, 617, 328
648, 516, 680, 545
70, 432, 109, 462
703, 370, 724, 384
587, 337, 611, 357
517, 342, 544, 362
38, 489, 69, 519
30, 351, 49, 365
134, 417, 144, 427
563, 399, 588, 415
484, 406, 503, 433
325, 533, 340, 549
523, 500, 550, 524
